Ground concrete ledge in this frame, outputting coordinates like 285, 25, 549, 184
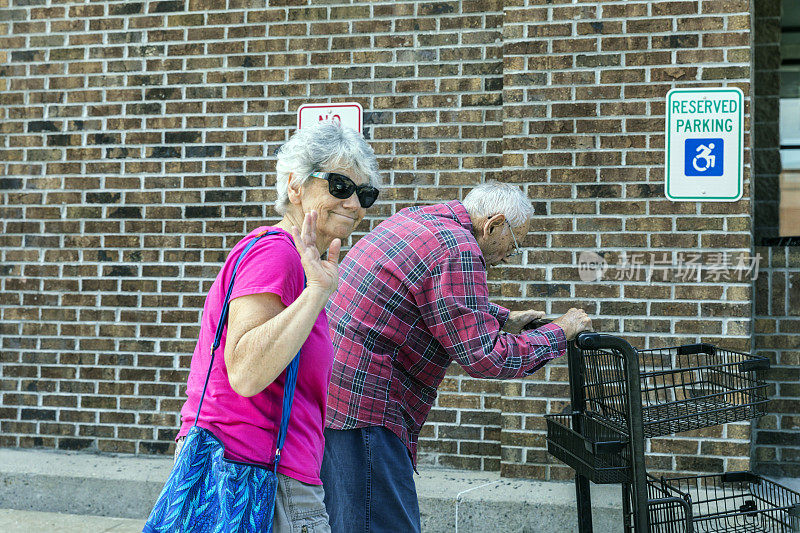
0, 447, 623, 532
0, 448, 169, 519
416, 468, 623, 532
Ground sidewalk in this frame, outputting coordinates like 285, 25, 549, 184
0, 509, 144, 533
0, 447, 622, 532
5, 446, 797, 532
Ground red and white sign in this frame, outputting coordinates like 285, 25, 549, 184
297, 102, 363, 133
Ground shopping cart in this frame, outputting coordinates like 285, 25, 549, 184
544, 331, 799, 532
645, 472, 800, 533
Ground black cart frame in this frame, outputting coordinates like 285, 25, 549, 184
568, 333, 649, 533
550, 332, 784, 533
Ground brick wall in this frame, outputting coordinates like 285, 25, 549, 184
0, 0, 508, 460
752, 0, 800, 478
754, 246, 800, 477
1, 0, 789, 480
496, 0, 756, 480
753, 0, 781, 242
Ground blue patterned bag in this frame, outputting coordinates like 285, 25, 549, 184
144, 230, 301, 533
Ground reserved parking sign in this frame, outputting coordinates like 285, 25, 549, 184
665, 88, 743, 202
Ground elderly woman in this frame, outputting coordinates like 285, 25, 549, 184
174, 121, 381, 532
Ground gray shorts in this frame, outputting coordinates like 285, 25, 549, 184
175, 436, 330, 533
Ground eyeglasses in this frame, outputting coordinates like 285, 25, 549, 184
309, 171, 379, 208
506, 222, 522, 257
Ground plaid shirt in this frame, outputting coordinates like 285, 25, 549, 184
325, 201, 567, 464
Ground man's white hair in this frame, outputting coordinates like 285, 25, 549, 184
274, 121, 381, 215
462, 181, 535, 227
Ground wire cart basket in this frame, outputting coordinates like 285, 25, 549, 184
643, 472, 800, 533
544, 332, 798, 532
582, 341, 769, 438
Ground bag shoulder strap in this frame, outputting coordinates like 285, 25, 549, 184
193, 229, 303, 470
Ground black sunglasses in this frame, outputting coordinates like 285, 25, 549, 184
309, 171, 379, 208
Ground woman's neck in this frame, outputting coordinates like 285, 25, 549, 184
275, 209, 331, 254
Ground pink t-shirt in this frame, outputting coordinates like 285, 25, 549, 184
178, 227, 333, 485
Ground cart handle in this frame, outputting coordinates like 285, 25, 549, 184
721, 471, 759, 484
575, 332, 635, 353
677, 343, 716, 355
739, 357, 770, 372
522, 317, 553, 331
574, 331, 601, 349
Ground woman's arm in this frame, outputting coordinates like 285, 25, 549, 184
224, 210, 341, 397
224, 287, 329, 397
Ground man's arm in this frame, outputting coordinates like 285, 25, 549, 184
416, 250, 570, 379
487, 302, 510, 328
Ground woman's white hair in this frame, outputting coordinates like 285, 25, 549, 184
274, 121, 381, 215
462, 181, 535, 227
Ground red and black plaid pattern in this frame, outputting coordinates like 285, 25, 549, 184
325, 201, 567, 464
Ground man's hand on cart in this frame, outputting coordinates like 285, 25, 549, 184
504, 309, 546, 334
550, 308, 592, 341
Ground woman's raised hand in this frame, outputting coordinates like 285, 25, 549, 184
291, 210, 341, 297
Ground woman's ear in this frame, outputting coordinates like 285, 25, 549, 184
286, 172, 302, 205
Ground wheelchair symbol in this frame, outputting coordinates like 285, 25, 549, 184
684, 138, 723, 177
692, 143, 716, 172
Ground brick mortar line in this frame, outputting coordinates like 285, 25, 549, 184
5, 79, 746, 91
10, 6, 501, 19
0, 314, 757, 323
3, 115, 504, 125
0, 269, 761, 280
14, 32, 504, 43
9, 35, 744, 50
5, 69, 748, 81
0, 330, 757, 338
9, 36, 740, 48
0, 328, 757, 338
0, 254, 759, 263
0, 116, 710, 128
0, 164, 751, 171
7, 139, 504, 146
7, 66, 504, 78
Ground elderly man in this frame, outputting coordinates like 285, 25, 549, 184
320, 181, 592, 532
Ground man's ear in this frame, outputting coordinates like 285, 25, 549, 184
486, 214, 505, 234
286, 172, 302, 205
479, 218, 492, 239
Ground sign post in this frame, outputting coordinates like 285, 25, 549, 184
665, 87, 744, 202
297, 102, 363, 133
